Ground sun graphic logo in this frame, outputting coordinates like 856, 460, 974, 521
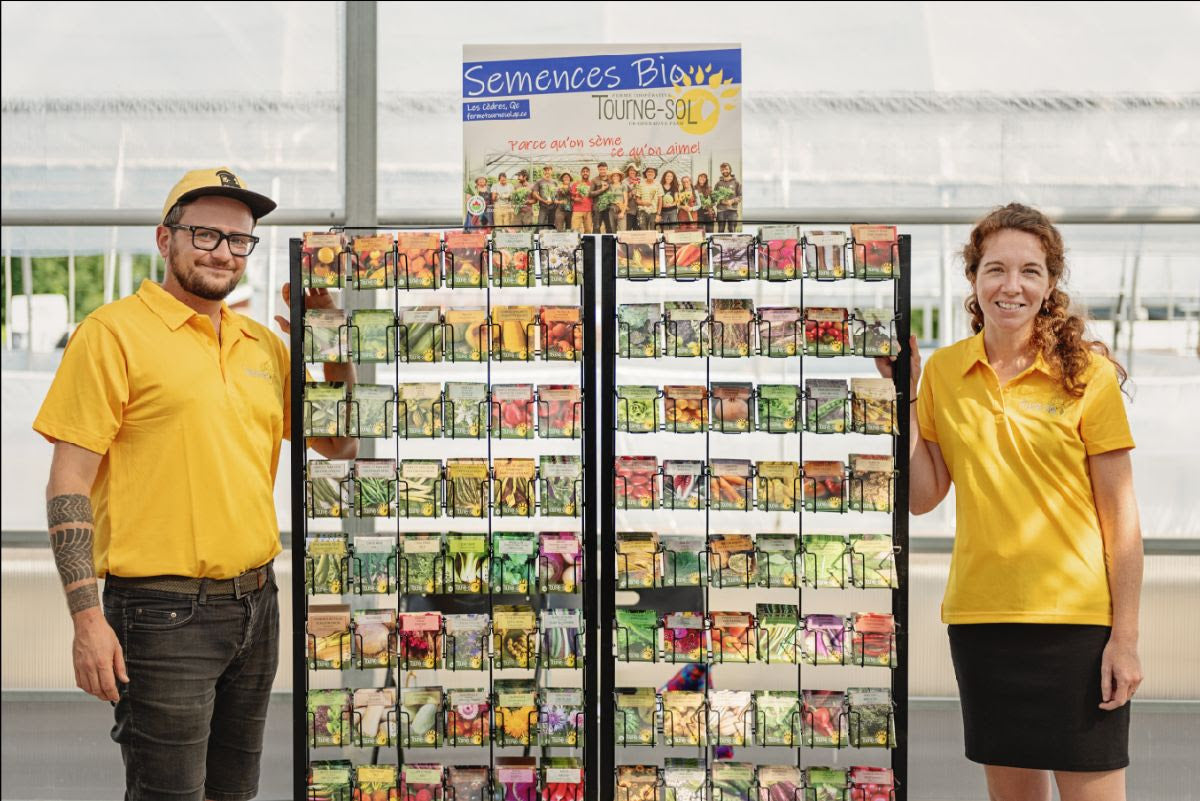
671, 64, 740, 136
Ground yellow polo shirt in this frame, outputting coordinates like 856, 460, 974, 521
34, 280, 290, 579
917, 332, 1134, 626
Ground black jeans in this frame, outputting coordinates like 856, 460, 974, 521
103, 571, 279, 801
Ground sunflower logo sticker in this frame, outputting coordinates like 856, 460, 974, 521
671, 65, 740, 136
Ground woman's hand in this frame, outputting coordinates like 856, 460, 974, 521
875, 334, 922, 402
274, 283, 337, 335
1099, 636, 1143, 710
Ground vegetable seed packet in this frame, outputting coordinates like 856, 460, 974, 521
443, 615, 488, 672
759, 225, 802, 281
707, 298, 754, 357
658, 535, 703, 587
803, 690, 846, 748
308, 761, 352, 799
662, 300, 706, 359
493, 458, 535, 517
445, 230, 487, 288
710, 382, 752, 433
445, 307, 488, 362
757, 461, 800, 512
756, 533, 799, 588
446, 459, 489, 518
307, 604, 351, 670
399, 533, 442, 594
492, 304, 536, 361
708, 534, 756, 588
307, 688, 349, 746
352, 535, 394, 594
615, 456, 658, 510
541, 757, 584, 801
804, 307, 850, 357
306, 536, 347, 595
758, 306, 803, 357
663, 385, 708, 433
804, 614, 847, 666
539, 532, 581, 593
400, 763, 444, 801
616, 764, 660, 801
805, 379, 849, 434
662, 611, 705, 663
303, 308, 348, 363
850, 533, 898, 589
662, 690, 706, 746
347, 383, 394, 438
853, 307, 895, 357
304, 382, 345, 439
617, 385, 659, 433
399, 686, 443, 748
756, 384, 799, 433
447, 766, 489, 801
353, 609, 395, 669
662, 758, 705, 801
540, 454, 582, 517
615, 608, 658, 663
495, 679, 539, 746
492, 231, 534, 287
755, 689, 802, 746
616, 532, 659, 590
663, 460, 705, 510
445, 381, 487, 438
302, 231, 346, 288
851, 613, 897, 668
446, 533, 489, 593
851, 377, 897, 435
307, 460, 350, 518
850, 767, 896, 801
540, 689, 585, 746
617, 230, 660, 279
614, 688, 657, 746
351, 233, 394, 289
541, 609, 582, 669
353, 459, 396, 518
540, 305, 583, 361
708, 690, 752, 747
538, 384, 582, 438
396, 305, 442, 363
803, 461, 846, 513
617, 303, 661, 358
395, 231, 441, 289
847, 688, 895, 748
710, 761, 755, 801
757, 766, 804, 801
664, 231, 705, 278
850, 224, 898, 280
396, 611, 442, 670
495, 757, 537, 801
806, 768, 849, 801
708, 459, 752, 512
491, 384, 534, 439
541, 230, 582, 286
756, 603, 801, 664
396, 382, 442, 438
709, 610, 755, 663
710, 233, 755, 281
493, 605, 537, 669
491, 531, 536, 593
352, 687, 397, 746
803, 229, 848, 280
350, 308, 396, 363
848, 454, 894, 512
446, 688, 489, 744
803, 534, 849, 588
398, 459, 440, 518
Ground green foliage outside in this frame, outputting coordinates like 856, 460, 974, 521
0, 253, 157, 325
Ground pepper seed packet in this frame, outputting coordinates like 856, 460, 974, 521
445, 381, 487, 438
352, 687, 397, 746
662, 690, 706, 746
850, 224, 898, 280
398, 533, 441, 595
850, 533, 898, 589
803, 534, 849, 588
615, 688, 657, 746
495, 758, 538, 801
757, 461, 800, 512
444, 307, 488, 362
663, 385, 708, 433
542, 757, 584, 801
615, 456, 658, 510
446, 533, 489, 594
447, 766, 489, 801
541, 609, 582, 669
708, 534, 756, 588
303, 308, 348, 363
755, 689, 802, 746
662, 758, 706, 801
850, 767, 895, 801
304, 381, 346, 438
663, 300, 706, 357
617, 385, 659, 433
539, 532, 580, 593
303, 232, 346, 288
756, 533, 799, 588
398, 459, 441, 519
396, 611, 442, 669
540, 454, 582, 517
804, 307, 850, 357
803, 229, 849, 280
307, 604, 351, 669
617, 302, 661, 358
396, 382, 442, 439
395, 231, 441, 289
495, 679, 539, 746
443, 615, 488, 672
756, 383, 799, 433
614, 608, 657, 663
396, 305, 442, 363
805, 379, 849, 434
399, 686, 444, 748
493, 458, 535, 517
851, 377, 898, 435
803, 690, 846, 748
708, 689, 752, 747
852, 613, 897, 668
538, 384, 582, 438
708, 459, 752, 512
353, 608, 395, 669
758, 766, 804, 801
803, 461, 845, 513
400, 763, 444, 801
707, 298, 754, 357
756, 603, 801, 664
662, 460, 705, 511
307, 689, 349, 747
492, 231, 534, 287
347, 383, 394, 438
848, 454, 894, 512
492, 304, 536, 361
853, 307, 895, 358
616, 764, 660, 801
710, 762, 755, 801
491, 531, 535, 593
662, 611, 705, 663
847, 688, 895, 748
307, 460, 350, 518
658, 535, 703, 587
446, 459, 488, 518
710, 233, 754, 281
709, 611, 755, 664
540, 305, 583, 361
804, 614, 847, 666
758, 306, 804, 357
616, 532, 659, 590
540, 689, 585, 746
446, 688, 489, 744
352, 535, 394, 594
710, 382, 753, 433
445, 230, 487, 288
492, 605, 537, 669
306, 536, 347, 595
759, 225, 801, 281
541, 230, 582, 286
350, 308, 396, 363
806, 768, 849, 801
664, 231, 705, 278
617, 231, 660, 279
353, 459, 396, 518
491, 384, 534, 439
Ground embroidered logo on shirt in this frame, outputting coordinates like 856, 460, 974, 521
244, 363, 275, 382
1016, 397, 1068, 416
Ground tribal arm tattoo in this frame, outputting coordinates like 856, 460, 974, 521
47, 494, 98, 616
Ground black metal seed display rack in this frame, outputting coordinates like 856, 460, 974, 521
600, 229, 912, 801
290, 230, 600, 801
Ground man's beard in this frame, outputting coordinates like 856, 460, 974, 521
167, 242, 240, 301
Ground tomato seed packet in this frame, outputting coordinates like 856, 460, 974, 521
491, 384, 534, 439
537, 384, 582, 438
804, 307, 850, 357
351, 233, 394, 290
541, 305, 583, 361
850, 224, 898, 280
400, 763, 443, 801
615, 456, 658, 510
302, 231, 346, 288
395, 231, 441, 289
445, 230, 487, 288
492, 231, 534, 287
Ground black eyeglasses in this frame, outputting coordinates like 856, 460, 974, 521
166, 224, 260, 257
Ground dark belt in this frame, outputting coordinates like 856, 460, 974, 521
105, 562, 273, 599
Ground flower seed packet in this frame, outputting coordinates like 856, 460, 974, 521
307, 460, 350, 518
758, 306, 803, 357
491, 384, 534, 439
804, 307, 849, 357
447, 459, 488, 518
850, 533, 898, 589
851, 613, 897, 668
617, 385, 659, 433
396, 305, 442, 363
617, 765, 660, 801
615, 456, 658, 510
662, 690, 706, 746
806, 768, 849, 801
710, 762, 755, 801
400, 763, 444, 801
396, 611, 442, 669
354, 609, 395, 669
617, 231, 660, 279
847, 688, 895, 748
803, 534, 849, 588
708, 459, 752, 512
495, 758, 537, 801
398, 459, 441, 518
397, 382, 442, 439
662, 611, 705, 663
756, 384, 799, 433
541, 230, 581, 286
492, 605, 536, 669
348, 383, 394, 438
304, 381, 346, 438
850, 224, 898, 280
805, 379, 849, 434
445, 307, 488, 362
708, 690, 752, 746
614, 608, 657, 663
707, 298, 754, 357
755, 689, 802, 746
492, 304, 536, 361
804, 614, 847, 666
540, 454, 582, 517
350, 308, 396, 363
708, 534, 756, 588
491, 531, 535, 593
757, 461, 800, 512
760, 225, 802, 281
353, 459, 396, 518
663, 460, 705, 510
850, 767, 895, 801
758, 766, 804, 801
851, 377, 897, 435
539, 532, 580, 593
307, 688, 349, 746
445, 381, 487, 438
542, 758, 584, 801
803, 461, 845, 513
443, 615, 488, 672
540, 305, 583, 361
664, 231, 705, 278
658, 535, 703, 587
541, 609, 582, 669
302, 231, 346, 288
493, 458, 535, 517
447, 766, 489, 801
351, 234, 394, 290
446, 688, 489, 744
399, 533, 442, 594
492, 231, 534, 287
709, 611, 755, 663
710, 382, 752, 433
848, 454, 894, 512
757, 603, 801, 664
756, 533, 799, 588
663, 385, 708, 433
399, 686, 443, 748
803, 690, 846, 748
352, 535, 395, 594
617, 303, 661, 358
615, 688, 657, 746
853, 307, 895, 357
396, 231, 441, 289
303, 308, 348, 363
446, 533, 489, 593
445, 230, 487, 288
352, 687, 397, 746
710, 233, 754, 281
803, 229, 848, 280
663, 758, 705, 801
538, 384, 582, 438
540, 689, 584, 746
495, 679, 539, 746
307, 604, 351, 670
616, 532, 659, 590
663, 300, 706, 357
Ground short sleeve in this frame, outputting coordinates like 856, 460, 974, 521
1079, 359, 1135, 455
916, 356, 939, 443
33, 318, 128, 454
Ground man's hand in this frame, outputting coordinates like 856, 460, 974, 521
1099, 636, 1143, 710
274, 283, 338, 335
72, 606, 128, 702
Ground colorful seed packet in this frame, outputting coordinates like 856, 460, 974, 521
443, 614, 488, 672
848, 454, 894, 512
756, 604, 801, 664
307, 604, 351, 669
492, 231, 534, 287
446, 533, 489, 594
708, 459, 752, 511
710, 382, 752, 433
540, 689, 585, 746
303, 308, 348, 363
662, 460, 705, 510
852, 613, 897, 668
759, 225, 802, 281
399, 763, 444, 801
353, 459, 396, 518
707, 298, 754, 357
616, 532, 659, 590
396, 382, 442, 438
755, 689, 802, 746
352, 687, 397, 747
804, 614, 847, 666
851, 377, 897, 435
615, 609, 658, 663
617, 303, 661, 358
396, 305, 441, 363
662, 690, 706, 746
396, 611, 442, 669
446, 459, 488, 518
540, 305, 583, 361
710, 233, 754, 280
541, 230, 582, 285
495, 757, 537, 801
399, 686, 443, 748
495, 679, 539, 746
853, 307, 895, 358
491, 384, 534, 439
803, 461, 845, 513
352, 535, 394, 594
756, 383, 800, 433
444, 307, 488, 362
446, 688, 489, 745
663, 385, 708, 433
664, 231, 705, 278
490, 531, 535, 593
350, 308, 396, 363
539, 532, 580, 593
353, 608, 395, 669
663, 300, 706, 357
617, 385, 659, 433
710, 761, 755, 801
708, 690, 752, 746
803, 690, 846, 748
805, 379, 849, 434
847, 688, 895, 748
541, 757, 584, 801
493, 458, 535, 517
617, 231, 660, 279
662, 758, 706, 801
758, 306, 803, 357
806, 768, 849, 801
708, 534, 756, 587
348, 383, 395, 439
307, 689, 349, 747
492, 305, 536, 360
492, 605, 536, 669
446, 766, 489, 801
306, 536, 347, 595
444, 230, 487, 288
850, 224, 898, 280
804, 307, 849, 357
303, 232, 346, 288
541, 609, 582, 669
658, 535, 703, 587
395, 231, 441, 289
398, 459, 441, 518
850, 533, 898, 589
757, 766, 804, 801
709, 611, 755, 664
616, 764, 660, 800
757, 461, 800, 512
304, 381, 346, 438
850, 767, 895, 801
308, 761, 352, 799
615, 688, 657, 746
307, 460, 350, 518
540, 454, 582, 517
445, 381, 487, 438
756, 533, 799, 588
615, 456, 658, 510
803, 229, 848, 280
538, 384, 582, 438
662, 611, 705, 663
803, 534, 848, 587
398, 533, 441, 595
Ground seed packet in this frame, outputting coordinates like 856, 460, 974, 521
492, 231, 534, 287
851, 613, 897, 668
352, 687, 397, 746
662, 611, 705, 663
804, 229, 849, 280
541, 757, 584, 801
710, 611, 755, 663
307, 689, 349, 747
493, 605, 537, 669
541, 609, 582, 669
307, 604, 351, 669
540, 455, 582, 517
804, 307, 849, 357
617, 303, 661, 358
539, 532, 580, 593
662, 690, 706, 746
541, 689, 584, 746
756, 384, 799, 433
400, 763, 444, 801
348, 383, 395, 438
396, 305, 442, 363
755, 689, 802, 746
306, 536, 348, 595
663, 385, 708, 433
396, 231, 441, 289
491, 384, 534, 439
614, 608, 657, 663
760, 225, 801, 281
353, 608, 396, 669
708, 534, 756, 587
757, 766, 804, 801
707, 298, 754, 357
305, 382, 347, 438
491, 531, 536, 593
537, 384, 582, 438
803, 534, 848, 588
541, 230, 582, 286
709, 691, 752, 746
398, 459, 440, 518
804, 615, 847, 666
495, 679, 539, 746
446, 533, 489, 593
710, 382, 752, 433
540, 305, 583, 361
308, 761, 352, 800
710, 762, 755, 801
850, 533, 898, 589
848, 454, 894, 512
492, 305, 536, 360
396, 611, 442, 669
445, 381, 488, 438
396, 382, 442, 439
663, 460, 705, 510
445, 307, 488, 362
617, 385, 659, 433
617, 231, 660, 279
850, 767, 895, 801
664, 231, 705, 278
307, 460, 350, 518
852, 307, 895, 358
447, 766, 490, 801
851, 378, 897, 436
661, 301, 705, 359
850, 224, 898, 280
663, 759, 705, 801
847, 688, 895, 748
353, 459, 397, 518
756, 603, 801, 664
658, 535, 703, 587
709, 459, 752, 512
803, 461, 845, 513
757, 461, 800, 512
494, 760, 539, 801
444, 615, 488, 672
350, 233, 394, 290
615, 688, 657, 746
616, 764, 660, 801
806, 768, 849, 801
493, 459, 535, 517
304, 308, 348, 363
399, 686, 443, 748
352, 535, 395, 594
804, 379, 848, 435
615, 456, 658, 510
710, 233, 754, 281
302, 232, 346, 288
616, 532, 659, 589
446, 459, 488, 518
756, 534, 799, 588
349, 308, 396, 365
445, 230, 487, 288
446, 688, 490, 745
803, 690, 846, 748
758, 306, 803, 357
395, 533, 439, 595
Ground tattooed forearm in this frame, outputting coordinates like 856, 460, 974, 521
66, 584, 100, 615
47, 494, 93, 527
51, 528, 96, 587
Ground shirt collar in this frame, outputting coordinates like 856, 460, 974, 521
136, 279, 256, 339
961, 330, 1054, 378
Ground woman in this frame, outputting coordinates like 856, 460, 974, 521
694, 172, 715, 233
554, 171, 572, 232
659, 170, 680, 228
624, 164, 640, 231
677, 175, 698, 230
882, 204, 1143, 801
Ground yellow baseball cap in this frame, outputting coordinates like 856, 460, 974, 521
161, 167, 277, 223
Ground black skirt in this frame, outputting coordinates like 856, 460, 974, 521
947, 623, 1130, 771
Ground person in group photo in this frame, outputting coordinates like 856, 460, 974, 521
607, 171, 628, 233
659, 169, 680, 229
677, 174, 698, 231
590, 161, 611, 233
624, 163, 640, 232
570, 166, 593, 234
513, 169, 534, 229
464, 174, 491, 229
694, 171, 715, 233
714, 162, 742, 232
532, 164, 558, 230
635, 166, 663, 231
555, 171, 573, 232
491, 171, 515, 229
881, 203, 1143, 801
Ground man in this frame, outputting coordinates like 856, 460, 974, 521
492, 172, 515, 229
635, 166, 663, 231
624, 164, 641, 231
514, 169, 534, 228
569, 166, 593, 234
589, 162, 610, 233
33, 167, 356, 800
531, 164, 559, 230
715, 161, 743, 233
